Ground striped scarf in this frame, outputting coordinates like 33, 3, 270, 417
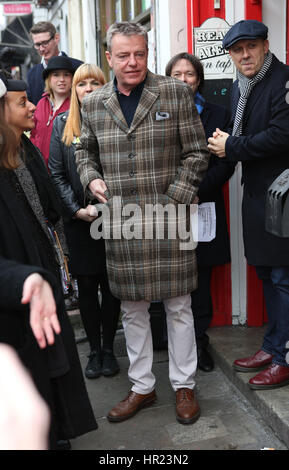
232, 51, 272, 136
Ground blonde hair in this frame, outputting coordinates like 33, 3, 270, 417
44, 76, 53, 97
62, 64, 106, 146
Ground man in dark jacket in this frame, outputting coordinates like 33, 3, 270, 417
208, 20, 289, 390
27, 21, 82, 105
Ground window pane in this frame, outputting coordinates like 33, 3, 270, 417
126, 0, 135, 19
141, 0, 151, 11
115, 0, 122, 21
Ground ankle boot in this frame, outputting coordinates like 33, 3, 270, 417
85, 350, 102, 379
102, 349, 120, 377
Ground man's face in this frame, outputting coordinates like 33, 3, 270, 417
31, 31, 60, 63
5, 91, 36, 137
229, 38, 269, 78
170, 59, 200, 95
105, 34, 148, 94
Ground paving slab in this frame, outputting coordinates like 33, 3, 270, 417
70, 320, 288, 451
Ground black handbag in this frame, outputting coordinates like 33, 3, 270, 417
46, 221, 72, 295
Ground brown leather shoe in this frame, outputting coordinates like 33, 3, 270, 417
107, 390, 156, 422
176, 388, 200, 425
249, 364, 289, 390
233, 349, 273, 372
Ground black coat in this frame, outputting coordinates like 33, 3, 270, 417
196, 101, 235, 266
49, 112, 106, 276
225, 55, 289, 266
0, 136, 97, 447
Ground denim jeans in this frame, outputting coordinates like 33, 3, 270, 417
255, 266, 289, 367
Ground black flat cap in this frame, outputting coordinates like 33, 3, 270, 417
0, 72, 27, 94
43, 56, 75, 80
223, 20, 268, 50
6, 79, 27, 92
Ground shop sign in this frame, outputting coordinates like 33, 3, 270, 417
194, 17, 235, 79
3, 3, 32, 15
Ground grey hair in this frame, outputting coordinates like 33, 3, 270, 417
106, 22, 148, 51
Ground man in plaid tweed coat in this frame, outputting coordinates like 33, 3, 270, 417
76, 22, 209, 425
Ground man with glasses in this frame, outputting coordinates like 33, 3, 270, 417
27, 21, 82, 105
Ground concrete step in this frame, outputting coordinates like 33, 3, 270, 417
208, 325, 289, 448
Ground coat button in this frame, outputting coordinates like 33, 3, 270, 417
130, 189, 137, 195
129, 171, 135, 177
128, 153, 136, 159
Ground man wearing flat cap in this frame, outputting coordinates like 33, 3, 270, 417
208, 19, 289, 390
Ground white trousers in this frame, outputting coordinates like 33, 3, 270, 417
121, 294, 197, 394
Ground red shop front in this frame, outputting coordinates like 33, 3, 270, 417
185, 0, 289, 327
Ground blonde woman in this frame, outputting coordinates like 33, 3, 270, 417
49, 64, 120, 380
30, 56, 75, 167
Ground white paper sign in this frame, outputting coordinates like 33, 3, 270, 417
191, 202, 216, 242
194, 18, 234, 80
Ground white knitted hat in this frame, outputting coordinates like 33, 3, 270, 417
0, 78, 7, 98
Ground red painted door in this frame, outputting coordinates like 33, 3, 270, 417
244, 0, 268, 326
187, 0, 232, 326
187, 0, 274, 327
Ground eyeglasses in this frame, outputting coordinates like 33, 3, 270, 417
33, 36, 54, 50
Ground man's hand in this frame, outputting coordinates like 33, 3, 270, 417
88, 178, 108, 203
207, 128, 229, 158
75, 204, 98, 222
22, 273, 61, 349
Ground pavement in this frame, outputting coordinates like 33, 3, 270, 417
68, 312, 289, 452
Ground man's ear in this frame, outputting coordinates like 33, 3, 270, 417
105, 50, 112, 68
54, 32, 60, 45
263, 39, 269, 54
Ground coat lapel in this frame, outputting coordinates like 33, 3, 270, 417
242, 71, 272, 130
102, 82, 129, 133
129, 71, 160, 134
200, 102, 210, 130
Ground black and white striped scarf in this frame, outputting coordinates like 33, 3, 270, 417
233, 51, 273, 136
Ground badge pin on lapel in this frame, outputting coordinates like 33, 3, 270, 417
156, 111, 170, 121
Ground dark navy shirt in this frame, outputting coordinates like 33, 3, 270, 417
113, 77, 146, 127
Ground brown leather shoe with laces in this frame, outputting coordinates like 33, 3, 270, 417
176, 388, 200, 424
107, 390, 157, 422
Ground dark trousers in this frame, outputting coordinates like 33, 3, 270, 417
77, 272, 120, 352
191, 266, 213, 350
255, 266, 289, 367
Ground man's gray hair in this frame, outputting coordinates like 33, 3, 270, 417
106, 22, 148, 52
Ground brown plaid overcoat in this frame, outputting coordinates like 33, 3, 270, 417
76, 71, 209, 301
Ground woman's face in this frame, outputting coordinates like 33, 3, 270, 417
170, 59, 200, 94
4, 91, 36, 137
49, 69, 73, 96
75, 77, 103, 104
